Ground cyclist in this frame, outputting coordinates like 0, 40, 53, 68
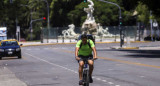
75, 34, 97, 85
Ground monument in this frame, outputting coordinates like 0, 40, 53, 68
81, 0, 97, 35
62, 24, 79, 38
62, 0, 115, 39
97, 23, 114, 37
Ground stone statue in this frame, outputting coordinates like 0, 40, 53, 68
62, 24, 79, 38
97, 23, 113, 37
82, 0, 97, 35
84, 0, 95, 22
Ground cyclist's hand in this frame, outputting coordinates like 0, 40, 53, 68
76, 57, 80, 61
93, 57, 98, 60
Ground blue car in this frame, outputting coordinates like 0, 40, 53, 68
0, 39, 22, 60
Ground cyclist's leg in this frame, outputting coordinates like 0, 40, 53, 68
88, 60, 94, 83
79, 60, 84, 80
88, 60, 94, 77
88, 55, 94, 77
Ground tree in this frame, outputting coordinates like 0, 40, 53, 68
135, 2, 150, 24
50, 0, 82, 27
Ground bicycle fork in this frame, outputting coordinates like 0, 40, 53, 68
83, 63, 89, 86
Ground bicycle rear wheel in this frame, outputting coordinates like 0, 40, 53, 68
83, 70, 89, 86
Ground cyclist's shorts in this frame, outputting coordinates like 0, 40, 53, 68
78, 55, 93, 63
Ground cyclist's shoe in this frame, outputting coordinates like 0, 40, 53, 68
79, 80, 83, 85
89, 77, 93, 83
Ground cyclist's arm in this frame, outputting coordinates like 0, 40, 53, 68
75, 47, 79, 57
75, 41, 81, 60
92, 47, 97, 60
90, 40, 97, 60
75, 47, 81, 60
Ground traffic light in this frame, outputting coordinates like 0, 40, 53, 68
119, 18, 122, 25
120, 21, 122, 25
84, 0, 87, 3
43, 17, 46, 20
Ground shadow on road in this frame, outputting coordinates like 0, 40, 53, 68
97, 49, 160, 58
118, 49, 160, 58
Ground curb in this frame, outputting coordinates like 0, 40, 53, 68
111, 46, 139, 50
20, 41, 151, 47
120, 47, 139, 49
21, 42, 77, 47
96, 41, 150, 44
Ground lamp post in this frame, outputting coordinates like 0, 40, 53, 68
98, 0, 123, 47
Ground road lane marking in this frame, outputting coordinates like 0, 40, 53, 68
59, 49, 160, 69
98, 56, 160, 69
115, 85, 121, 86
102, 80, 107, 82
24, 52, 118, 86
108, 82, 114, 84
96, 78, 101, 80
140, 76, 145, 78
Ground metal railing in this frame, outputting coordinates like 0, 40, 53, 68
41, 26, 145, 43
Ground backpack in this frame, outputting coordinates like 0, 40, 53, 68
78, 34, 95, 49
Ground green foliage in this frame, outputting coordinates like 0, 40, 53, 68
0, 0, 160, 40
135, 2, 150, 24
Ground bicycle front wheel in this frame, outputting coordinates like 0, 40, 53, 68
83, 70, 89, 86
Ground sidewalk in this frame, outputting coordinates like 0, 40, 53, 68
0, 67, 27, 86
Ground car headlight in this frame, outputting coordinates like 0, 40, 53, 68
0, 49, 4, 52
16, 48, 21, 51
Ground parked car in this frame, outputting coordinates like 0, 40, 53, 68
0, 39, 22, 60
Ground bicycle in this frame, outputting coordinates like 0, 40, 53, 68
82, 58, 90, 86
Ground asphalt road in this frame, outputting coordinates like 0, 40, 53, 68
1, 43, 160, 86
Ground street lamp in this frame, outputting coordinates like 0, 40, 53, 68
98, 0, 123, 47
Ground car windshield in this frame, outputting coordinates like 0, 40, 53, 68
1, 41, 18, 46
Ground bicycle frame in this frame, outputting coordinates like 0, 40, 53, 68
83, 59, 90, 86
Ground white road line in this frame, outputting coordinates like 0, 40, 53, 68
140, 76, 145, 78
108, 82, 114, 84
102, 80, 107, 82
96, 78, 101, 80
25, 52, 119, 86
115, 85, 121, 86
